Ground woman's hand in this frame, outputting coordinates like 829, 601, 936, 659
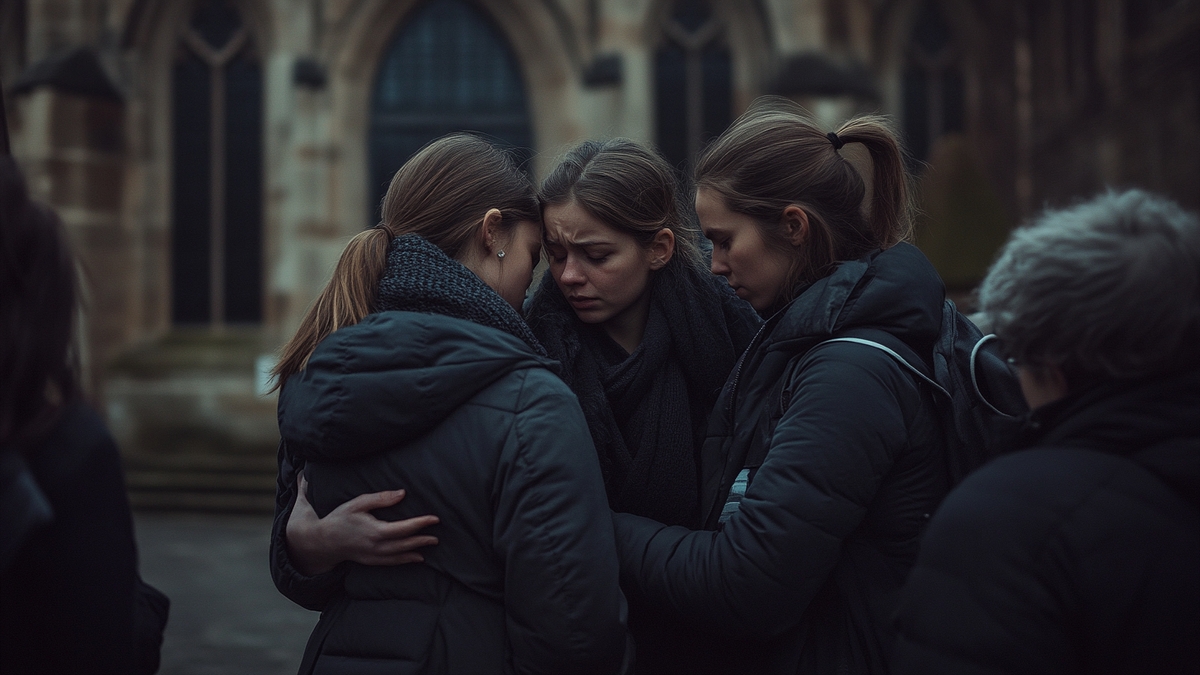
285, 474, 440, 576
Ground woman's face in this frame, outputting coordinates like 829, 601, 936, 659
543, 201, 657, 333
696, 188, 793, 313
493, 220, 544, 311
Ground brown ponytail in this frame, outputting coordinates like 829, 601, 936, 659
695, 97, 913, 304
834, 115, 913, 247
272, 133, 540, 388
272, 227, 391, 387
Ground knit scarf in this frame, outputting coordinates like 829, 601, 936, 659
526, 260, 760, 526
375, 234, 547, 356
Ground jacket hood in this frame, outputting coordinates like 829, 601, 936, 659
1032, 367, 1200, 508
278, 311, 557, 462
768, 242, 946, 352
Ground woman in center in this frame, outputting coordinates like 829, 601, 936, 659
525, 139, 761, 673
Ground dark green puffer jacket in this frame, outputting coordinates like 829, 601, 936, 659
278, 311, 629, 675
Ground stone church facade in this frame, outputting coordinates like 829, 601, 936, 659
2, 0, 1196, 509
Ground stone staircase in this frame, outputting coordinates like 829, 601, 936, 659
105, 329, 281, 513
123, 451, 278, 512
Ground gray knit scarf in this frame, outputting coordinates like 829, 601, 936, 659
375, 234, 547, 356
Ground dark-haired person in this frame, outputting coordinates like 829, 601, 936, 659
270, 134, 628, 674
892, 190, 1200, 675
610, 100, 954, 674
524, 139, 761, 673
0, 157, 166, 674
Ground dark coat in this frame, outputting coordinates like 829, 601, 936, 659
276, 311, 629, 675
0, 402, 140, 674
892, 368, 1200, 675
613, 243, 951, 674
526, 261, 761, 675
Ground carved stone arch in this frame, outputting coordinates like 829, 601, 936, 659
119, 0, 275, 331
880, 0, 1010, 291
644, 0, 771, 167
324, 0, 581, 234
644, 0, 772, 111
876, 0, 985, 130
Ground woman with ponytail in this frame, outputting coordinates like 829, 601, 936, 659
525, 139, 760, 673
611, 99, 953, 674
269, 134, 628, 674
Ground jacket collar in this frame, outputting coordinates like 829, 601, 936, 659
766, 242, 945, 354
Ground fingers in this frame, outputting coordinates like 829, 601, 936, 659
340, 488, 407, 514
378, 515, 440, 538
377, 535, 440, 555
360, 552, 426, 566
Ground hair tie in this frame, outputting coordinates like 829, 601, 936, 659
372, 223, 394, 241
826, 131, 845, 151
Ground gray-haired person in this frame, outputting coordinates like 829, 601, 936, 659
893, 189, 1200, 675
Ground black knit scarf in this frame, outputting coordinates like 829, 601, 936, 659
375, 234, 547, 356
526, 260, 760, 526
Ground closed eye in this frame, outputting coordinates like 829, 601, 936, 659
544, 245, 566, 263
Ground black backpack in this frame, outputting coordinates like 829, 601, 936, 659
815, 300, 1028, 484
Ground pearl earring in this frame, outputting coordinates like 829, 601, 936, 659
497, 250, 505, 259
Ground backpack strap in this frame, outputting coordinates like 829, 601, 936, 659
970, 334, 1020, 418
815, 337, 951, 400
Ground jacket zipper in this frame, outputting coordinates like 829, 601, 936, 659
727, 310, 784, 417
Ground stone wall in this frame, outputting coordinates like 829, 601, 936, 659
2, 0, 1196, 509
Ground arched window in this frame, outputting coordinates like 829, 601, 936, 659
369, 0, 532, 221
902, 1, 964, 164
655, 0, 732, 170
172, 0, 263, 325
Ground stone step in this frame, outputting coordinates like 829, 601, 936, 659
129, 489, 276, 513
123, 452, 278, 473
125, 461, 278, 514
125, 469, 276, 491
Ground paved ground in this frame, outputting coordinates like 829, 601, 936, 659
134, 512, 319, 675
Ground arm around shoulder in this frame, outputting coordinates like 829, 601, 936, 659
270, 441, 346, 610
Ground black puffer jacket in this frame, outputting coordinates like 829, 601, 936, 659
613, 242, 950, 674
275, 236, 628, 675
279, 312, 629, 675
893, 369, 1200, 675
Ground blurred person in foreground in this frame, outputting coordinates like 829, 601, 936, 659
893, 189, 1200, 675
0, 157, 167, 673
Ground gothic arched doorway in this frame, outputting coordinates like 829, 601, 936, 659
655, 0, 732, 170
171, 0, 263, 325
368, 0, 533, 222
